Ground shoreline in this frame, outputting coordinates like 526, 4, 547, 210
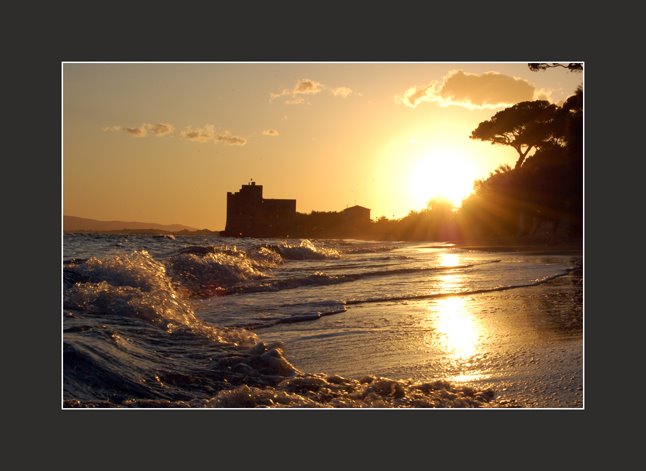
260, 256, 583, 408
64, 231, 583, 258
456, 241, 582, 256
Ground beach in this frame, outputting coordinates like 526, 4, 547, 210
260, 261, 582, 407
63, 234, 582, 408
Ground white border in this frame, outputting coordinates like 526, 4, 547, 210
61, 61, 584, 411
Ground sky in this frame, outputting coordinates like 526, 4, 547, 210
63, 62, 583, 230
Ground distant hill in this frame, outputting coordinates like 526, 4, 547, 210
64, 215, 198, 233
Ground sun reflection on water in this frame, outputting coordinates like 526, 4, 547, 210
428, 250, 483, 361
439, 252, 460, 268
434, 297, 479, 359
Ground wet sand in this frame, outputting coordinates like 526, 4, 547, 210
261, 260, 583, 408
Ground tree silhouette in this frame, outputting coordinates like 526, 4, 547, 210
470, 100, 560, 170
462, 87, 583, 243
528, 63, 583, 72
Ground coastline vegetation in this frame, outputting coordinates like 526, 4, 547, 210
293, 85, 583, 245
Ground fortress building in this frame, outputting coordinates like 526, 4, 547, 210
222, 181, 296, 237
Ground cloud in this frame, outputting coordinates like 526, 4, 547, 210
533, 87, 555, 102
181, 125, 215, 142
285, 97, 305, 105
103, 124, 148, 137
125, 127, 147, 137
103, 122, 175, 138
330, 86, 354, 98
395, 70, 538, 109
270, 79, 357, 104
214, 132, 247, 146
294, 79, 323, 95
270, 79, 323, 102
102, 125, 123, 132
145, 122, 175, 137
181, 125, 246, 146
261, 129, 279, 137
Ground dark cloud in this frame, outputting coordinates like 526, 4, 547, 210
396, 70, 539, 109
261, 129, 279, 137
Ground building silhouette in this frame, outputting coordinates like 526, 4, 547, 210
342, 205, 371, 224
222, 181, 296, 237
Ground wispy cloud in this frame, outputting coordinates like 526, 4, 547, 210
270, 79, 323, 102
103, 122, 175, 137
214, 132, 247, 146
285, 97, 306, 105
395, 70, 538, 110
181, 125, 216, 142
261, 129, 279, 137
104, 122, 246, 145
180, 125, 246, 146
270, 79, 358, 104
145, 123, 175, 137
125, 127, 147, 137
293, 79, 323, 95
330, 86, 353, 98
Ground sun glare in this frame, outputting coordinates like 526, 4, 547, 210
435, 297, 479, 359
408, 148, 477, 209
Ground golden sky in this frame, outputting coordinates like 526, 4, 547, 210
63, 62, 582, 230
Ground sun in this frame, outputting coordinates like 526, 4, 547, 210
408, 148, 477, 209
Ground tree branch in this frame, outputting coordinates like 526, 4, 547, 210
514, 145, 534, 170
528, 63, 583, 72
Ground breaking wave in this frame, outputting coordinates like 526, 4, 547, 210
165, 247, 276, 297
65, 375, 498, 408
265, 239, 341, 260
63, 250, 257, 344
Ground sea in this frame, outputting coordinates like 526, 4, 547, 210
63, 233, 583, 408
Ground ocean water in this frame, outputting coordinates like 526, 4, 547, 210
63, 233, 582, 408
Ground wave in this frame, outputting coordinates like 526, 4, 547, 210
63, 250, 257, 345
64, 261, 499, 408
232, 267, 575, 329
338, 245, 400, 254
62, 250, 326, 404
64, 373, 498, 408
346, 268, 574, 306
265, 239, 341, 260
165, 249, 275, 297
153, 234, 176, 240
225, 260, 502, 295
170, 244, 283, 267
65, 239, 351, 298
156, 241, 344, 296
238, 301, 348, 329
